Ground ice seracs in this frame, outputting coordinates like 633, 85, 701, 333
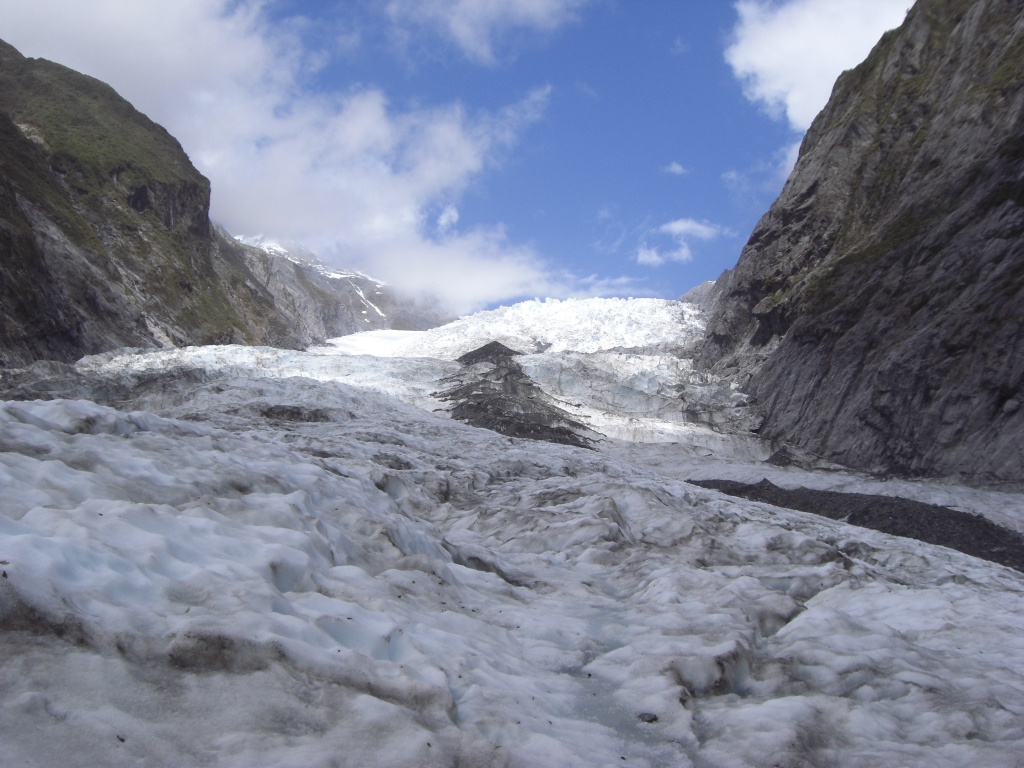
328, 297, 703, 360
325, 297, 761, 445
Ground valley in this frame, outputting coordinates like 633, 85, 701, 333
1, 299, 1023, 766
2, 0, 1024, 764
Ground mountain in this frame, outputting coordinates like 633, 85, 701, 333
233, 235, 453, 336
0, 40, 446, 368
696, 0, 1024, 486
4, 4, 1024, 764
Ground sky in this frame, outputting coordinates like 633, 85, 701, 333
0, 0, 910, 313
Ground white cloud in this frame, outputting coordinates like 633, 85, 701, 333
387, 0, 589, 64
437, 204, 460, 233
636, 246, 669, 267
722, 138, 802, 196
637, 219, 725, 267
0, 0, 580, 313
726, 0, 910, 131
662, 161, 687, 176
660, 219, 722, 240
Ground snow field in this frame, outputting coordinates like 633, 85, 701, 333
77, 343, 460, 414
4, 297, 1024, 765
78, 297, 733, 446
327, 297, 704, 360
2, 380, 1024, 766
518, 351, 766, 447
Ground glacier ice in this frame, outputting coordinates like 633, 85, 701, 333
1, 298, 1023, 767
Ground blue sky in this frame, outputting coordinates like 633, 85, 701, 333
267, 2, 795, 299
1, 0, 910, 312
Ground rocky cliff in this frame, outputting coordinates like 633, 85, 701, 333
0, 40, 446, 368
0, 39, 310, 365
698, 0, 1024, 486
232, 236, 453, 340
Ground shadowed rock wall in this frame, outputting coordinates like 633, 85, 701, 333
697, 0, 1024, 486
0, 39, 309, 365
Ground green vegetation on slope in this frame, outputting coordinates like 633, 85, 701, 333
0, 37, 306, 361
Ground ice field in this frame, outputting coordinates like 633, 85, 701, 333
2, 298, 1023, 767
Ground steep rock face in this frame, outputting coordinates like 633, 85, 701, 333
233, 237, 454, 342
0, 40, 326, 365
0, 108, 153, 365
698, 0, 1024, 485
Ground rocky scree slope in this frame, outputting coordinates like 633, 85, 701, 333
437, 341, 597, 449
697, 0, 1024, 487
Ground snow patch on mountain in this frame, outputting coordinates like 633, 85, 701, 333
236, 234, 386, 285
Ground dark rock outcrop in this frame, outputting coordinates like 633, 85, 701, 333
455, 341, 524, 366
0, 39, 308, 364
438, 342, 596, 448
691, 478, 1024, 572
678, 280, 721, 315
697, 0, 1024, 486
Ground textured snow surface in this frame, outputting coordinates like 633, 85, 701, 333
77, 344, 459, 414
323, 297, 755, 443
78, 298, 724, 445
3, 297, 1024, 766
328, 298, 703, 360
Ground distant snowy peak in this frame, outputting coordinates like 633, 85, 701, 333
235, 234, 318, 267
235, 234, 291, 258
330, 297, 704, 360
234, 234, 385, 285
230, 234, 453, 335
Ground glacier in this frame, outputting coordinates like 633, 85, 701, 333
1, 298, 1023, 767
